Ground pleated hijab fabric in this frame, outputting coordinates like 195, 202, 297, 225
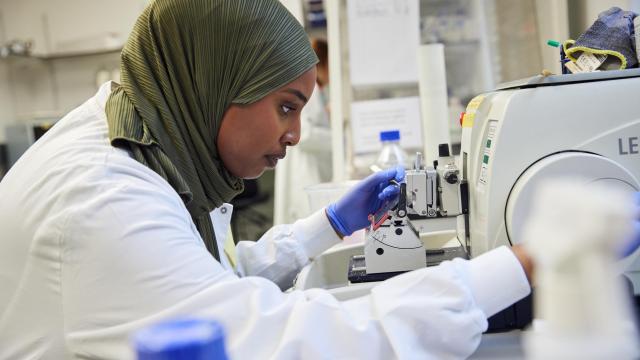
105, 0, 318, 260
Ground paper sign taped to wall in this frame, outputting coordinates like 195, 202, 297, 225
351, 96, 423, 154
347, 0, 420, 86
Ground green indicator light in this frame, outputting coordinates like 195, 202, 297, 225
486, 139, 492, 148
483, 155, 489, 164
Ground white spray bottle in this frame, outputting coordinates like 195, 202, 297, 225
522, 179, 639, 359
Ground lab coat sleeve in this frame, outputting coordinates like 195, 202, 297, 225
342, 246, 531, 359
234, 209, 341, 289
61, 167, 529, 359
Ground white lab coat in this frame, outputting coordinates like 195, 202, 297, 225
274, 84, 332, 224
0, 82, 530, 359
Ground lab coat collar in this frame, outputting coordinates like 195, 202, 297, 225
210, 203, 234, 271
94, 81, 116, 111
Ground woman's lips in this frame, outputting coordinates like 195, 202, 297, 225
265, 152, 286, 167
265, 155, 278, 167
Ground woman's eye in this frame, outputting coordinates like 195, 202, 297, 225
281, 105, 295, 114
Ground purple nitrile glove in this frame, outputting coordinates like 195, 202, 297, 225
620, 192, 640, 257
326, 166, 405, 237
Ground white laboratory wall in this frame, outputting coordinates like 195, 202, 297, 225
535, 0, 569, 74
0, 0, 147, 55
0, 61, 13, 142
569, 0, 640, 37
585, 0, 636, 24
279, 0, 304, 24
5, 53, 120, 120
0, 0, 145, 143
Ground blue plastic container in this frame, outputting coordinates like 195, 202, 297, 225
133, 318, 229, 360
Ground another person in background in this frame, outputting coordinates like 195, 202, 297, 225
311, 38, 330, 114
274, 38, 332, 224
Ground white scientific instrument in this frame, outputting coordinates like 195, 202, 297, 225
295, 69, 640, 332
462, 69, 640, 292
348, 69, 640, 292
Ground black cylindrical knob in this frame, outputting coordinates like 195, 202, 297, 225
438, 143, 450, 157
445, 172, 458, 184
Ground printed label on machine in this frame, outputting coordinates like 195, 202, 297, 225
478, 121, 498, 190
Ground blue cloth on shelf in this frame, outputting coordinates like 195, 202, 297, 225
572, 7, 638, 69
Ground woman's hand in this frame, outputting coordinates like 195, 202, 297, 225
511, 245, 535, 285
326, 166, 405, 237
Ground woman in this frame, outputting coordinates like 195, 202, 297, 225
0, 1, 533, 358
274, 38, 332, 224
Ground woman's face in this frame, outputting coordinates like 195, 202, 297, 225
218, 67, 317, 179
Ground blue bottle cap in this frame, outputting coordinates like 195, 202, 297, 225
380, 130, 400, 142
133, 318, 228, 360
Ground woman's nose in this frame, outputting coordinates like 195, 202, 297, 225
282, 118, 301, 146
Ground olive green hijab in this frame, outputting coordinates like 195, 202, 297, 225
105, 0, 318, 260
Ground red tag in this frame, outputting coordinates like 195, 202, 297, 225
370, 212, 390, 231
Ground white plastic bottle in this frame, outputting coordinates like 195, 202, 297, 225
522, 180, 640, 360
373, 130, 409, 171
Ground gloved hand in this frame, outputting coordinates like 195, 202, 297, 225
326, 166, 405, 237
620, 192, 640, 257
